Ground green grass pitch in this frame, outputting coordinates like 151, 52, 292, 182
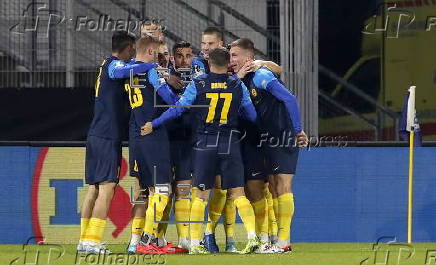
4, 243, 436, 265
2, 225, 436, 265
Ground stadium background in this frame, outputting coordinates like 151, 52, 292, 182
1, 0, 436, 247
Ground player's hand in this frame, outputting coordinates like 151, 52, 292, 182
167, 74, 183, 90
253, 60, 263, 71
296, 131, 308, 147
141, 122, 153, 136
254, 60, 283, 75
237, 60, 256, 79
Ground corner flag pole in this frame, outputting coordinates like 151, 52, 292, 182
407, 85, 416, 244
407, 129, 414, 244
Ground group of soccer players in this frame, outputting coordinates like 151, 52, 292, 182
78, 19, 308, 256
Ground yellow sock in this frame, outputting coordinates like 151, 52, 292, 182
157, 199, 172, 238
191, 187, 199, 205
277, 193, 294, 242
80, 218, 89, 241
175, 198, 191, 239
82, 218, 106, 243
143, 194, 155, 235
131, 217, 145, 235
144, 193, 170, 236
205, 188, 227, 234
234, 196, 256, 239
223, 198, 236, 239
252, 198, 268, 242
273, 198, 279, 217
264, 188, 278, 236
190, 197, 208, 241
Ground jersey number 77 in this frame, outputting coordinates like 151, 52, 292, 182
205, 92, 232, 124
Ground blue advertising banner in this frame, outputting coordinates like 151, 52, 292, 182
0, 147, 435, 243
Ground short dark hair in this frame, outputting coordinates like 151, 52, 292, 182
203, 26, 223, 41
172, 41, 192, 55
208, 47, 230, 68
230, 38, 255, 58
136, 35, 162, 54
112, 31, 136, 52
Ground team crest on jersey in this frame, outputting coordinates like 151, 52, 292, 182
251, 88, 257, 97
31, 147, 135, 243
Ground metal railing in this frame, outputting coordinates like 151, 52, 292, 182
319, 64, 400, 141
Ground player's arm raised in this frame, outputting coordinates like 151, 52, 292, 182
254, 60, 282, 76
141, 81, 197, 135
253, 68, 308, 146
108, 60, 155, 79
147, 68, 179, 105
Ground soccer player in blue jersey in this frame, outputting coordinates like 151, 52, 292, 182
142, 47, 261, 254
191, 27, 284, 253
167, 41, 193, 91
190, 27, 231, 252
165, 41, 195, 250
229, 38, 308, 253
123, 35, 188, 255
78, 31, 154, 254
149, 41, 195, 251
191, 26, 223, 78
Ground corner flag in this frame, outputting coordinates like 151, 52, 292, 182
399, 86, 422, 146
400, 86, 420, 244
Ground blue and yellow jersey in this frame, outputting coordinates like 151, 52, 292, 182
88, 56, 155, 140
124, 65, 179, 138
87, 56, 127, 140
167, 64, 195, 141
152, 73, 257, 135
242, 67, 302, 136
169, 64, 192, 94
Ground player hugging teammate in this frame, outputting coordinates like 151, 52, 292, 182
78, 22, 308, 255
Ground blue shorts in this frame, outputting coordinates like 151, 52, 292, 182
193, 133, 244, 190
242, 139, 268, 182
129, 138, 140, 178
85, 135, 121, 185
133, 128, 172, 187
264, 144, 299, 175
130, 138, 152, 188
170, 140, 193, 182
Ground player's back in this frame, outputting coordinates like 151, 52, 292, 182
88, 56, 126, 140
242, 68, 294, 136
192, 73, 243, 135
124, 68, 167, 138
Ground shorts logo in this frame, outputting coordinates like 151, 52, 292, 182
32, 147, 135, 243
134, 160, 139, 172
